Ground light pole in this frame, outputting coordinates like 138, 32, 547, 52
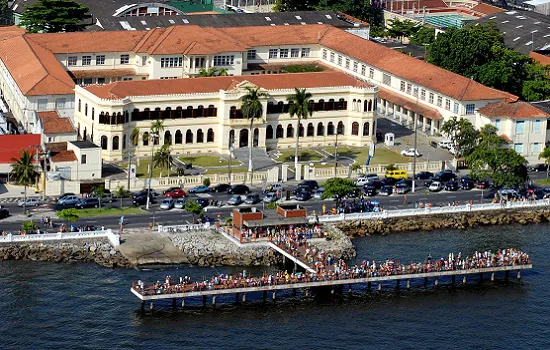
334, 131, 339, 176
412, 112, 418, 193
125, 150, 134, 193
228, 145, 234, 186
146, 134, 158, 210
33, 145, 49, 201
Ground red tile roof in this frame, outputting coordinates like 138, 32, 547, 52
37, 111, 76, 134
84, 71, 372, 100
50, 150, 77, 162
530, 51, 550, 67
0, 134, 41, 164
499, 134, 512, 143
478, 101, 549, 119
471, 3, 505, 16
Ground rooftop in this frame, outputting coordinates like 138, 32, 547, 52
0, 134, 41, 164
478, 100, 549, 119
50, 150, 77, 162
530, 51, 550, 66
83, 71, 372, 100
69, 140, 100, 149
476, 10, 550, 55
37, 111, 76, 134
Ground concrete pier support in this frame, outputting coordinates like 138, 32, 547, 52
272, 291, 276, 301
242, 293, 247, 303
517, 271, 521, 280
150, 302, 154, 311
406, 279, 411, 289
491, 273, 495, 282
212, 296, 217, 306
378, 282, 382, 291
236, 293, 240, 303
505, 271, 510, 283
451, 275, 456, 286
463, 276, 467, 284
434, 277, 439, 288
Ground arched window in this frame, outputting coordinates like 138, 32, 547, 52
337, 121, 344, 135
367, 100, 373, 112
352, 99, 356, 111
276, 125, 284, 139
83, 127, 87, 141
143, 131, 149, 146
318, 99, 325, 111
229, 129, 235, 147
327, 122, 334, 136
338, 98, 345, 110
266, 125, 274, 139
286, 124, 294, 138
186, 130, 193, 144
197, 129, 204, 143
352, 122, 359, 136
357, 100, 362, 112
112, 136, 119, 150
175, 130, 182, 144
299, 123, 304, 137
91, 108, 94, 120
164, 130, 172, 145
207, 128, 214, 142
372, 120, 376, 135
317, 122, 324, 136
253, 128, 259, 147
100, 136, 107, 150
307, 123, 314, 137
122, 134, 126, 149
85, 103, 88, 116
363, 122, 370, 136
78, 99, 81, 112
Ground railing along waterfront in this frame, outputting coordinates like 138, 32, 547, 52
311, 199, 550, 223
0, 229, 120, 247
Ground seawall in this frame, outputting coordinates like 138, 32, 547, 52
0, 238, 131, 268
338, 207, 550, 236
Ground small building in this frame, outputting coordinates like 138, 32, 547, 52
36, 111, 77, 144
46, 140, 102, 180
0, 134, 41, 175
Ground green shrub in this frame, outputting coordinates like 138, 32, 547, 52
203, 178, 211, 187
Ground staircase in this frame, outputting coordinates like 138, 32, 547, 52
232, 148, 276, 170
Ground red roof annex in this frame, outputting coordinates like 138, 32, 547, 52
0, 134, 41, 164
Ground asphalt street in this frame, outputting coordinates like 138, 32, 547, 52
1, 171, 547, 232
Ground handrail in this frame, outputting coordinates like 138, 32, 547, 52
0, 229, 120, 247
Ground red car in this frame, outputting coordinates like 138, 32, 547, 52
165, 188, 187, 198
476, 181, 489, 189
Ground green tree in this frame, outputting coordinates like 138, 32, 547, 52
241, 86, 267, 172
203, 178, 211, 187
385, 163, 397, 171
150, 120, 164, 139
56, 208, 79, 222
522, 62, 550, 102
321, 177, 356, 206
21, 0, 90, 33
114, 185, 126, 207
153, 144, 173, 171
386, 19, 419, 40
21, 221, 35, 231
538, 147, 550, 179
287, 88, 313, 171
184, 199, 203, 222
130, 127, 140, 147
10, 149, 38, 213
0, 0, 11, 25
440, 116, 479, 158
467, 144, 527, 188
198, 67, 228, 77
273, 0, 314, 11
92, 186, 104, 210
325, 0, 384, 28
410, 26, 435, 45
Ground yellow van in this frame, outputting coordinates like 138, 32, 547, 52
386, 169, 408, 180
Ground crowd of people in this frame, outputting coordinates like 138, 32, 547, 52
134, 248, 531, 296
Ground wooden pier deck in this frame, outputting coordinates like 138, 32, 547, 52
131, 264, 532, 302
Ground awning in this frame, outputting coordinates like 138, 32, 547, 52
379, 88, 443, 121
68, 69, 147, 79
244, 216, 308, 228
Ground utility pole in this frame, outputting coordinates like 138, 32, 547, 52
412, 112, 418, 193
228, 146, 234, 186
126, 151, 133, 192
334, 131, 339, 176
146, 134, 158, 210
33, 145, 49, 201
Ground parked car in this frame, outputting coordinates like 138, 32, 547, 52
400, 148, 421, 157
293, 184, 314, 194
477, 180, 490, 189
437, 170, 457, 182
394, 182, 410, 194
364, 185, 377, 197
498, 187, 519, 198
381, 177, 398, 186
263, 183, 284, 193
210, 183, 231, 193
379, 185, 393, 196
461, 179, 475, 190
263, 192, 280, 203
445, 180, 459, 191
528, 163, 548, 172
174, 198, 186, 209
196, 198, 211, 207
415, 171, 434, 180
428, 181, 443, 192
345, 188, 362, 198
244, 193, 260, 204
356, 177, 370, 187
364, 179, 384, 189
0, 208, 9, 219
92, 190, 113, 203
163, 186, 181, 195
165, 188, 187, 198
132, 195, 151, 206
314, 187, 325, 199
228, 185, 249, 195
298, 180, 319, 190
132, 189, 158, 199
75, 198, 100, 209
17, 198, 41, 207
58, 192, 76, 201
438, 140, 452, 149
58, 195, 80, 206
227, 195, 243, 206
160, 198, 175, 210
295, 190, 312, 201
189, 185, 210, 194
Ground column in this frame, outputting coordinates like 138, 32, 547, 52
384, 100, 389, 117
398, 107, 403, 124
422, 115, 427, 132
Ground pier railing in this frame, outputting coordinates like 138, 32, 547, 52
157, 222, 211, 233
0, 229, 120, 247
312, 199, 550, 223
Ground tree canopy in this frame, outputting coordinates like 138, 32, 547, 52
440, 116, 478, 158
185, 199, 203, 220
21, 0, 90, 33
288, 88, 314, 170
153, 144, 173, 170
10, 150, 38, 187
321, 178, 356, 201
427, 22, 550, 101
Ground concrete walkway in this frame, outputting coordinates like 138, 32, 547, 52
118, 231, 186, 266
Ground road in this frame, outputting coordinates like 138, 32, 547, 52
1, 171, 546, 232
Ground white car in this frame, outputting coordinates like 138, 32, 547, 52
263, 192, 280, 203
428, 181, 443, 192
438, 140, 452, 149
401, 148, 421, 157
174, 198, 186, 209
314, 187, 325, 199
17, 198, 41, 207
356, 177, 370, 186
160, 198, 174, 210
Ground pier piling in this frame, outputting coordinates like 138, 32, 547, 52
491, 273, 495, 282
367, 281, 371, 291
378, 282, 382, 292
202, 295, 207, 306
272, 291, 276, 301
406, 279, 411, 289
505, 271, 510, 283
517, 271, 521, 280
212, 296, 217, 306
172, 298, 176, 308
263, 290, 267, 300
479, 273, 484, 284
424, 277, 428, 286
150, 302, 154, 311
242, 293, 247, 303
451, 275, 456, 286
396, 280, 400, 290
434, 277, 439, 288
181, 299, 185, 307
141, 301, 145, 309
292, 289, 297, 297
463, 276, 467, 284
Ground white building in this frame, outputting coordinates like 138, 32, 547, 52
36, 111, 77, 144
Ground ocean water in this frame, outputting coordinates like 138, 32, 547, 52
0, 223, 548, 349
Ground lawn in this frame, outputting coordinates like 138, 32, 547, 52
278, 149, 323, 163
127, 155, 241, 177
180, 155, 240, 167
132, 158, 177, 177
60, 206, 144, 219
202, 167, 248, 174
323, 146, 408, 166
535, 179, 550, 186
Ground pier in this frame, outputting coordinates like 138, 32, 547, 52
131, 264, 532, 306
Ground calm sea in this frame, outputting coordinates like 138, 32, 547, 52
0, 224, 548, 350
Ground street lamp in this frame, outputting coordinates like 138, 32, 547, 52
334, 130, 339, 176
125, 150, 134, 192
33, 145, 49, 201
228, 145, 234, 186
146, 133, 158, 210
412, 113, 418, 193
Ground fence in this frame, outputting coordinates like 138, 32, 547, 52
0, 229, 120, 247
311, 199, 550, 223
303, 161, 442, 180
157, 223, 211, 233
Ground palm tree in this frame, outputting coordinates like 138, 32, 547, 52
11, 149, 38, 213
198, 67, 229, 77
130, 127, 140, 166
241, 86, 267, 172
539, 146, 550, 179
153, 144, 173, 171
287, 88, 313, 171
150, 120, 164, 139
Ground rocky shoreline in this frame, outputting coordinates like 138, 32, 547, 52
338, 208, 550, 236
0, 238, 132, 268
